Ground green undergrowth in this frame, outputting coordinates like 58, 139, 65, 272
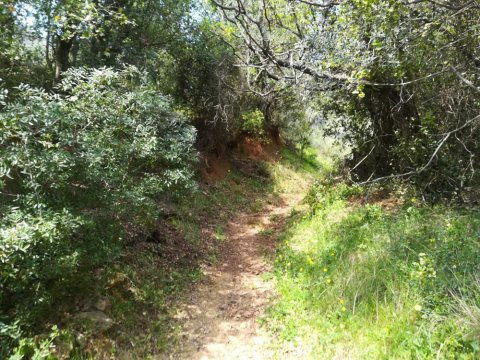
14, 146, 320, 359
77, 167, 274, 358
100, 147, 324, 358
267, 181, 480, 359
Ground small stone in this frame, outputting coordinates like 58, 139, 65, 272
93, 296, 111, 312
75, 311, 114, 332
75, 332, 87, 348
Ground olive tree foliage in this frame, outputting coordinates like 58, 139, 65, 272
33, 0, 130, 79
18, 0, 249, 151
170, 19, 250, 152
0, 0, 52, 89
319, 0, 480, 196
3, 0, 252, 153
212, 0, 480, 197
0, 67, 197, 351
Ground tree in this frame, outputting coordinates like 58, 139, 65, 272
211, 0, 480, 195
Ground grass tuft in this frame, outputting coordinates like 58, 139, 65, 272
267, 183, 480, 359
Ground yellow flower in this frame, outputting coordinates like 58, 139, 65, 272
339, 299, 344, 305
326, 278, 332, 284
330, 252, 335, 257
323, 267, 328, 273
341, 306, 347, 312
414, 304, 422, 312
307, 257, 314, 265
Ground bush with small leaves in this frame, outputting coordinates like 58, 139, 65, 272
241, 109, 265, 137
0, 67, 197, 355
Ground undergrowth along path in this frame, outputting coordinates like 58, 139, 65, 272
166, 174, 308, 359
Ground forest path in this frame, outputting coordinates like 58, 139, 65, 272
164, 189, 305, 360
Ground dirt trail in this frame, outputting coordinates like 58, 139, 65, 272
165, 194, 302, 360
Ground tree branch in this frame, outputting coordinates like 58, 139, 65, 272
356, 114, 480, 185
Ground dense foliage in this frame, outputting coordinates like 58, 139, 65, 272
212, 0, 480, 197
1, 0, 479, 357
0, 68, 197, 355
321, 0, 480, 196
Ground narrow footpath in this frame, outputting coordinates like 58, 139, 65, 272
165, 192, 304, 360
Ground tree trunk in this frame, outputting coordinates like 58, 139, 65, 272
54, 37, 74, 81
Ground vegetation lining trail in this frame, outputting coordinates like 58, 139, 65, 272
2, 0, 479, 357
267, 183, 480, 359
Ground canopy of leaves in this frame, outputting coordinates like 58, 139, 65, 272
212, 0, 480, 197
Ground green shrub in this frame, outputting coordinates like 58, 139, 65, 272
305, 179, 363, 211
241, 109, 265, 137
0, 67, 197, 355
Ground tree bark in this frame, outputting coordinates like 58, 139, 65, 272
54, 37, 74, 81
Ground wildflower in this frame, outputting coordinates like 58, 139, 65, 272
339, 299, 344, 305
307, 257, 314, 265
341, 306, 347, 312
414, 304, 422, 312
323, 267, 328, 273
326, 278, 332, 284
339, 323, 345, 329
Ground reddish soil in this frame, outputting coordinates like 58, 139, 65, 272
200, 135, 283, 185
201, 153, 232, 185
239, 136, 282, 161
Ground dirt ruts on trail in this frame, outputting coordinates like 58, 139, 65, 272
164, 195, 300, 360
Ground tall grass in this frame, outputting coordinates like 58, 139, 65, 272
267, 183, 480, 359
